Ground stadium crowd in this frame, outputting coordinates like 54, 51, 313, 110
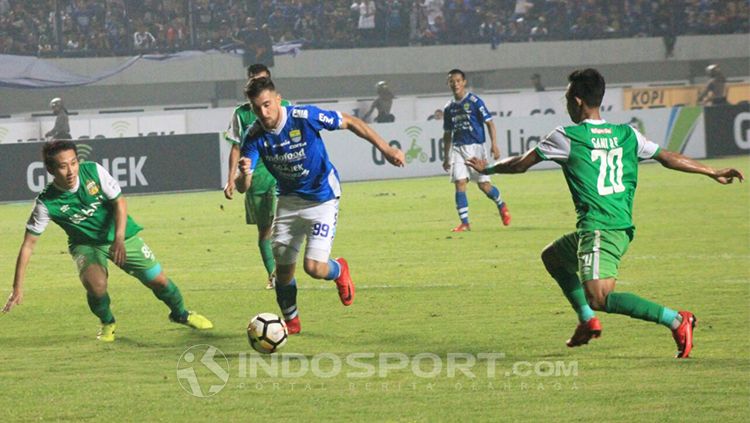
0, 0, 747, 57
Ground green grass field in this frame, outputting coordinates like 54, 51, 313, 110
1, 157, 748, 422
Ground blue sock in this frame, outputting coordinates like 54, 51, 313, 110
659, 307, 680, 329
485, 186, 504, 208
325, 258, 341, 280
455, 191, 469, 224
275, 279, 298, 320
577, 305, 596, 323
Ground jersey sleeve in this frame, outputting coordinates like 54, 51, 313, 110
633, 128, 661, 160
239, 131, 260, 173
535, 126, 571, 161
442, 105, 452, 131
475, 97, 492, 122
25, 199, 50, 236
302, 105, 343, 132
96, 163, 122, 200
224, 110, 242, 145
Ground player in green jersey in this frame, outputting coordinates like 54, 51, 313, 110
223, 63, 291, 290
3, 141, 213, 341
467, 69, 744, 358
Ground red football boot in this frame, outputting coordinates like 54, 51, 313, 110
499, 203, 511, 226
566, 317, 602, 347
451, 223, 471, 232
671, 311, 697, 358
334, 258, 354, 306
285, 316, 301, 335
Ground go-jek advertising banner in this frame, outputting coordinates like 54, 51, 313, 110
0, 134, 220, 202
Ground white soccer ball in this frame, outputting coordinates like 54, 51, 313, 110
247, 313, 288, 354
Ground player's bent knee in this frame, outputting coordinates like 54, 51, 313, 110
273, 243, 298, 266
302, 259, 327, 279
540, 244, 561, 270
584, 279, 613, 310
145, 272, 168, 290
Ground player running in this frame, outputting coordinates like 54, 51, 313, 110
3, 141, 213, 341
442, 68, 510, 232
236, 77, 405, 334
467, 68, 743, 358
223, 63, 291, 290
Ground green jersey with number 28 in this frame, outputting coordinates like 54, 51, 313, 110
535, 119, 661, 231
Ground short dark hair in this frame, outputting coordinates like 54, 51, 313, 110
43, 140, 77, 169
247, 63, 271, 79
567, 68, 605, 107
245, 77, 276, 100
448, 68, 466, 80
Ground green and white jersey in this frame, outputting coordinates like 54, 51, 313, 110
26, 161, 142, 246
224, 100, 291, 194
535, 119, 660, 231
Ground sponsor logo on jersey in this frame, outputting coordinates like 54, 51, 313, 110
318, 113, 335, 126
85, 180, 99, 196
69, 201, 102, 224
290, 129, 302, 142
265, 149, 307, 163
292, 109, 309, 119
60, 204, 70, 213
591, 128, 612, 135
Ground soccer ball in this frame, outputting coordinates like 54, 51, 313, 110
247, 313, 288, 354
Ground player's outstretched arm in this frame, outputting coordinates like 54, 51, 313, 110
653, 150, 745, 184
3, 232, 39, 313
235, 157, 254, 193
340, 113, 405, 167
467, 148, 542, 175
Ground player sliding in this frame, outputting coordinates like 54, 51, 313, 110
3, 141, 213, 341
236, 77, 405, 334
467, 68, 743, 358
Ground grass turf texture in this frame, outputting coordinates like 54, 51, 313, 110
0, 157, 748, 422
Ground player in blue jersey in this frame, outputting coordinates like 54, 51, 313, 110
442, 69, 510, 232
236, 77, 405, 334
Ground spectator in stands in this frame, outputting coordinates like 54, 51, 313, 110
531, 73, 545, 91
0, 0, 748, 56
363, 81, 396, 123
698, 64, 728, 106
352, 1, 376, 46
133, 25, 156, 51
427, 109, 443, 121
45, 98, 71, 140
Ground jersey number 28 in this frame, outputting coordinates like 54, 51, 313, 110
591, 148, 625, 196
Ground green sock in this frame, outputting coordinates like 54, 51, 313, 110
86, 292, 115, 324
259, 238, 275, 276
604, 292, 665, 324
551, 271, 595, 322
152, 279, 187, 321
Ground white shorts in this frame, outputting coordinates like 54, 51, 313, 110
449, 144, 491, 183
273, 196, 339, 265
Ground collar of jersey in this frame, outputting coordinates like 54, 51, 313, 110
264, 106, 289, 135
582, 118, 606, 124
53, 177, 80, 193
452, 92, 469, 104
